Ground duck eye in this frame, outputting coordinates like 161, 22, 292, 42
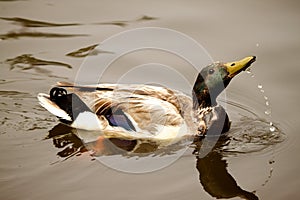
231, 63, 236, 66
208, 69, 215, 74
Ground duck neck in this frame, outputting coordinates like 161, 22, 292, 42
193, 73, 219, 110
193, 90, 217, 110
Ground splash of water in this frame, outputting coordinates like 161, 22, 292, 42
246, 69, 276, 133
242, 68, 284, 189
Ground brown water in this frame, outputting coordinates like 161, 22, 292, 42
1, 0, 299, 199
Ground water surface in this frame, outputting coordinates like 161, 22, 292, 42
0, 1, 299, 200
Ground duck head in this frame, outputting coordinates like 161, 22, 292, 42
193, 56, 256, 109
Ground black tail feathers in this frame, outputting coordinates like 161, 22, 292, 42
49, 87, 93, 123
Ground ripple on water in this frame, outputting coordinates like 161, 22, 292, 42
65, 44, 114, 58
0, 90, 56, 133
4, 54, 71, 78
215, 69, 286, 155
0, 15, 158, 40
0, 15, 157, 28
222, 114, 285, 154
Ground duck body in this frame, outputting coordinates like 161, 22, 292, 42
38, 56, 256, 147
38, 82, 198, 146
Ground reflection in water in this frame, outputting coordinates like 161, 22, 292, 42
46, 118, 283, 199
46, 123, 87, 158
0, 90, 30, 97
136, 15, 158, 21
0, 15, 157, 28
5, 54, 72, 78
0, 17, 80, 27
0, 15, 157, 40
4, 54, 72, 78
47, 123, 188, 158
0, 31, 87, 40
93, 15, 158, 27
196, 152, 258, 200
66, 44, 114, 58
47, 123, 142, 159
39, 90, 285, 199
194, 136, 259, 200
47, 123, 137, 158
0, 77, 44, 85
6, 54, 72, 70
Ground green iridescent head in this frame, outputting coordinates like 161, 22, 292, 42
193, 56, 256, 108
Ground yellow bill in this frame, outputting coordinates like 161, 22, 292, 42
224, 56, 256, 77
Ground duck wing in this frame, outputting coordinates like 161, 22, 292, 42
56, 81, 191, 113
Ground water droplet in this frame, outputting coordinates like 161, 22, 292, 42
246, 71, 251, 74
270, 126, 276, 132
251, 74, 255, 78
256, 43, 259, 47
264, 96, 268, 100
260, 89, 265, 93
269, 122, 273, 126
258, 84, 263, 89
266, 101, 269, 106
265, 110, 271, 115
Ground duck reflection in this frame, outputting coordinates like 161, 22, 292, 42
195, 137, 259, 200
46, 123, 258, 200
46, 123, 87, 158
47, 123, 159, 158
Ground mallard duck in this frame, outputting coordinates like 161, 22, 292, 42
38, 56, 256, 146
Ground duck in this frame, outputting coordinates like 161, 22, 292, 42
37, 56, 256, 147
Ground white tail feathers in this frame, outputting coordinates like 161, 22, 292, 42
37, 93, 72, 121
